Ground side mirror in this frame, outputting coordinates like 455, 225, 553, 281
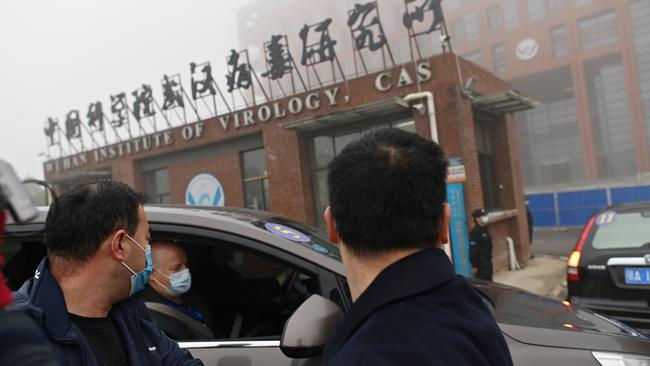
280, 295, 343, 359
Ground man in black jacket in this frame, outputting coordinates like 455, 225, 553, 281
11, 180, 202, 366
323, 128, 512, 365
470, 208, 494, 281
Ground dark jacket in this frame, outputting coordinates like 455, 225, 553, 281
470, 224, 494, 281
10, 258, 203, 366
0, 309, 61, 366
324, 248, 512, 366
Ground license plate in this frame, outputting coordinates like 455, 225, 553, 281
624, 268, 650, 285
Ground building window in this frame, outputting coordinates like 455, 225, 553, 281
528, 0, 546, 21
487, 5, 503, 33
144, 168, 171, 204
579, 11, 618, 50
586, 56, 636, 179
548, 0, 564, 15
462, 50, 484, 67
513, 67, 585, 188
551, 25, 569, 58
309, 119, 415, 227
503, 0, 519, 30
447, 0, 461, 11
474, 119, 500, 210
241, 148, 270, 211
451, 18, 465, 44
630, 0, 650, 150
491, 43, 506, 75
465, 13, 480, 43
575, 0, 592, 7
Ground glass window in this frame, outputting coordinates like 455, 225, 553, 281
503, 0, 519, 30
586, 56, 636, 179
548, 0, 563, 15
512, 66, 585, 188
575, 0, 592, 7
591, 212, 650, 249
447, 0, 461, 11
451, 18, 465, 44
462, 50, 484, 67
551, 25, 569, 58
144, 168, 171, 204
474, 120, 500, 210
629, 0, 650, 151
528, 0, 546, 21
242, 148, 270, 211
491, 43, 507, 75
309, 118, 416, 227
579, 11, 618, 50
487, 6, 503, 33
465, 13, 480, 43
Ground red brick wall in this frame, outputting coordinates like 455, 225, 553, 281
167, 152, 244, 208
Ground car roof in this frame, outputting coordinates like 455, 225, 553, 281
602, 200, 650, 213
6, 205, 345, 275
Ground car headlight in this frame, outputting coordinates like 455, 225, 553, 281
593, 352, 650, 366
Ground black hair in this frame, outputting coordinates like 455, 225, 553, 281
327, 128, 448, 256
44, 179, 146, 262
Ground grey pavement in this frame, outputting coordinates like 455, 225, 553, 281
494, 255, 568, 300
531, 227, 582, 257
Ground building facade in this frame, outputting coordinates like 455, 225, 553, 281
43, 52, 533, 274
447, 0, 650, 226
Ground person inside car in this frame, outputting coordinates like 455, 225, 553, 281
323, 128, 513, 365
142, 241, 219, 340
10, 179, 203, 366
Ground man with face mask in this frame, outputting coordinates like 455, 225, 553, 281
469, 208, 494, 281
142, 241, 217, 340
10, 179, 203, 366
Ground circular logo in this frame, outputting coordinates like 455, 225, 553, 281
516, 38, 539, 61
264, 223, 311, 242
185, 173, 225, 207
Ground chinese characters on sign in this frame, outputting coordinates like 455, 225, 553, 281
162, 75, 184, 110
87, 102, 104, 132
132, 84, 156, 121
262, 35, 294, 81
403, 0, 444, 36
299, 18, 337, 66
348, 2, 387, 51
44, 0, 448, 159
225, 49, 252, 92
190, 62, 217, 100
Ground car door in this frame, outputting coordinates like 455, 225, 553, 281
149, 222, 345, 366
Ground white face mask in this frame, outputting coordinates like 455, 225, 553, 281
481, 216, 489, 225
154, 268, 192, 297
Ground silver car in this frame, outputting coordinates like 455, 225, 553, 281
3, 205, 650, 365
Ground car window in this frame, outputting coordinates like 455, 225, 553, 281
591, 211, 650, 250
1, 236, 46, 290
151, 233, 321, 343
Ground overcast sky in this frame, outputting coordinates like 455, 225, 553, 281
0, 0, 251, 179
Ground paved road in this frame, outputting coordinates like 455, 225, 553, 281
531, 228, 582, 258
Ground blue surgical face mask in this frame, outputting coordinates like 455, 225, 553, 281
154, 268, 192, 297
121, 233, 152, 297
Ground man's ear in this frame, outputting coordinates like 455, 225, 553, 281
109, 229, 128, 262
324, 206, 340, 245
438, 203, 451, 245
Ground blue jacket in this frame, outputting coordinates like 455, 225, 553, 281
11, 258, 203, 366
324, 248, 513, 366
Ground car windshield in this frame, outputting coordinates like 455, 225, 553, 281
591, 211, 650, 250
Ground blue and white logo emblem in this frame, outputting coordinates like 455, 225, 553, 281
185, 173, 225, 207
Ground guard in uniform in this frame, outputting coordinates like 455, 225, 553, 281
470, 208, 493, 281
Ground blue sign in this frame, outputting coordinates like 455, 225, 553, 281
264, 223, 311, 242
447, 182, 472, 277
185, 173, 225, 206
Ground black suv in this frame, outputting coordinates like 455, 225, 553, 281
567, 201, 650, 334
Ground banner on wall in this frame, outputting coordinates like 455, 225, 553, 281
447, 179, 471, 277
185, 173, 225, 207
